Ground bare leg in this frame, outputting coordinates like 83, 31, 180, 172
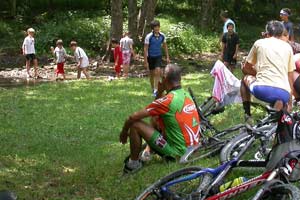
153, 67, 161, 91
25, 60, 31, 76
123, 64, 129, 78
77, 67, 81, 79
129, 121, 156, 160
273, 100, 284, 111
33, 59, 39, 77
150, 70, 155, 90
241, 75, 256, 116
82, 68, 90, 80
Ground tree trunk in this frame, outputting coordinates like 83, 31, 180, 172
199, 0, 214, 29
143, 0, 157, 38
110, 0, 123, 40
10, 0, 16, 17
137, 0, 147, 38
128, 0, 138, 44
103, 0, 123, 62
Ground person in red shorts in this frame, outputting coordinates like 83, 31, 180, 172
119, 64, 201, 174
111, 38, 123, 78
51, 39, 66, 80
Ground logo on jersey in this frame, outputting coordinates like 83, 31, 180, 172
155, 135, 167, 149
183, 104, 196, 114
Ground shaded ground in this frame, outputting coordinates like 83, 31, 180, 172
0, 51, 247, 88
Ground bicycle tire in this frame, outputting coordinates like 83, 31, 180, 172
220, 132, 252, 163
136, 166, 212, 200
252, 182, 300, 200
179, 142, 224, 164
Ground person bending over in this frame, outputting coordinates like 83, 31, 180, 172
241, 20, 295, 123
119, 64, 200, 173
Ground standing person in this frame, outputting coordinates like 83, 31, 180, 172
120, 32, 135, 78
111, 38, 123, 78
240, 20, 295, 123
220, 10, 236, 34
280, 8, 294, 42
144, 20, 170, 97
221, 23, 239, 72
22, 28, 40, 78
50, 39, 66, 80
119, 64, 200, 173
70, 41, 90, 80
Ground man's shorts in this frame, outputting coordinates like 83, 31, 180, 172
122, 50, 131, 65
25, 54, 36, 61
148, 130, 180, 158
148, 56, 162, 70
223, 53, 236, 65
249, 82, 290, 104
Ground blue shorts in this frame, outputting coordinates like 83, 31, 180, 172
249, 83, 290, 104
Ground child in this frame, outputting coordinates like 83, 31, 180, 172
111, 38, 123, 78
22, 28, 40, 78
50, 39, 66, 80
120, 32, 135, 78
70, 41, 90, 80
280, 8, 294, 41
221, 22, 239, 72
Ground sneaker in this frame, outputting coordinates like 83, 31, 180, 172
140, 150, 152, 162
152, 89, 158, 98
244, 114, 254, 126
123, 157, 143, 174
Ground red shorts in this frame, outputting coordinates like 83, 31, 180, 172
115, 64, 121, 73
56, 62, 65, 74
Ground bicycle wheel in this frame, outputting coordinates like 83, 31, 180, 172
136, 167, 212, 200
252, 182, 300, 200
179, 141, 224, 164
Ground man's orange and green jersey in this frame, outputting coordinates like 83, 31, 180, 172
146, 88, 201, 156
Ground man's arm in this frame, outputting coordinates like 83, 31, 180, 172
233, 44, 239, 59
162, 42, 170, 64
119, 109, 150, 144
241, 61, 256, 76
221, 42, 225, 60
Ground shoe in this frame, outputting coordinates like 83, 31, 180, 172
123, 156, 143, 174
152, 89, 158, 98
244, 114, 254, 126
140, 150, 152, 162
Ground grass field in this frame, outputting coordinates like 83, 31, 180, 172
0, 71, 267, 200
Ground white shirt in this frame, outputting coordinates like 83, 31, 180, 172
74, 47, 89, 68
223, 19, 236, 33
22, 36, 35, 54
54, 47, 66, 63
120, 36, 133, 51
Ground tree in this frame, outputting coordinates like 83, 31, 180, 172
137, 0, 157, 40
110, 0, 123, 40
10, 0, 16, 17
128, 0, 138, 44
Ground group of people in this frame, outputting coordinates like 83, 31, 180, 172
22, 28, 90, 80
119, 9, 300, 174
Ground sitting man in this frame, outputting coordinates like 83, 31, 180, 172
119, 64, 200, 173
241, 20, 295, 122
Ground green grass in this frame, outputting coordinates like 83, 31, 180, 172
0, 73, 267, 199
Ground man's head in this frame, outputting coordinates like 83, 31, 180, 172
265, 20, 284, 38
227, 23, 234, 34
27, 28, 35, 36
220, 10, 229, 22
150, 20, 160, 33
70, 41, 77, 51
111, 38, 119, 48
164, 64, 181, 89
280, 8, 291, 22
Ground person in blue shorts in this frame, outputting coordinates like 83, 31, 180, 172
144, 20, 170, 97
241, 20, 295, 123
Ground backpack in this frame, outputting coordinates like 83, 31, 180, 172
266, 110, 300, 181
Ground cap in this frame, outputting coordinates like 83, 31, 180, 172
280, 9, 289, 16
